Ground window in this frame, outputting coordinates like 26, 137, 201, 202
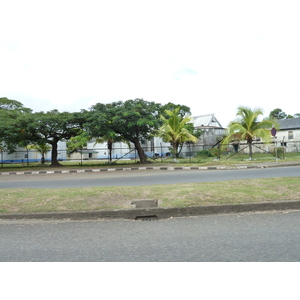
288, 131, 293, 140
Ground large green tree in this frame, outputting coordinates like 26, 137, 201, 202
87, 99, 163, 164
85, 103, 120, 161
0, 97, 32, 152
223, 106, 278, 159
269, 108, 294, 120
18, 110, 84, 166
159, 107, 198, 160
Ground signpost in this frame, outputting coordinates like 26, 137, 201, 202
271, 127, 277, 162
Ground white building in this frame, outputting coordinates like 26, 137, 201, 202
276, 118, 300, 152
191, 114, 225, 150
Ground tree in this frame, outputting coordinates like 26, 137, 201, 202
177, 122, 203, 156
67, 131, 89, 152
67, 131, 90, 165
0, 97, 31, 113
223, 106, 278, 160
85, 103, 122, 162
85, 103, 126, 162
87, 99, 163, 164
159, 107, 198, 161
160, 102, 191, 118
19, 110, 84, 167
269, 108, 295, 120
269, 108, 287, 120
26, 143, 52, 164
0, 98, 32, 152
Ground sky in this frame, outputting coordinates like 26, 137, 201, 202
1, 0, 300, 127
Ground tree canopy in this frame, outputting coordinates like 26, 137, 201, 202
1, 97, 208, 165
269, 108, 298, 120
87, 99, 163, 163
0, 97, 31, 113
29, 110, 84, 166
8, 109, 84, 166
0, 98, 32, 152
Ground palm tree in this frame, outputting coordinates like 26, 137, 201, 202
222, 106, 278, 160
26, 142, 52, 164
159, 107, 198, 161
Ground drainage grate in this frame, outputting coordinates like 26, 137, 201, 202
135, 215, 158, 221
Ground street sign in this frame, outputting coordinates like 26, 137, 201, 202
271, 127, 277, 137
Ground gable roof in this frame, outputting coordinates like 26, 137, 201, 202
191, 114, 224, 128
277, 118, 300, 130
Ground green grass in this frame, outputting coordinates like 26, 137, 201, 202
1, 177, 300, 214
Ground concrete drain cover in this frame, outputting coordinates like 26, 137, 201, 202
131, 200, 159, 221
131, 200, 158, 208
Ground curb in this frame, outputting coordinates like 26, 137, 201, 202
1, 162, 300, 176
1, 200, 300, 221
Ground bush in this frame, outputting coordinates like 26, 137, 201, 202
209, 148, 221, 159
197, 150, 213, 157
270, 147, 285, 159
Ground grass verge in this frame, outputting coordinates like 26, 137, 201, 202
0, 177, 299, 214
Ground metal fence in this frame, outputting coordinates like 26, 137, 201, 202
1, 141, 300, 166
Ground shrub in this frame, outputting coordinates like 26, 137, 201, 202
197, 150, 213, 157
209, 148, 221, 159
270, 147, 285, 159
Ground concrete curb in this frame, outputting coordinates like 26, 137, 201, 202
1, 162, 300, 176
1, 200, 300, 221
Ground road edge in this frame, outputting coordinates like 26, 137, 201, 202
1, 200, 300, 221
1, 162, 300, 176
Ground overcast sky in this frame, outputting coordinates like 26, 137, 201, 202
1, 0, 299, 127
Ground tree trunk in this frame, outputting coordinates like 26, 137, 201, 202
177, 143, 184, 157
132, 138, 147, 163
248, 140, 253, 160
108, 141, 113, 162
50, 141, 62, 167
173, 142, 179, 162
41, 154, 45, 164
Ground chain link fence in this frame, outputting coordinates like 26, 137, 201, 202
1, 141, 300, 167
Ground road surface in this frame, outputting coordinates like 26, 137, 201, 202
1, 210, 300, 261
0, 166, 299, 189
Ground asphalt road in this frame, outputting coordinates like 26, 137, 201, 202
1, 210, 300, 261
0, 166, 300, 189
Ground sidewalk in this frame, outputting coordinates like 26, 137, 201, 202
1, 160, 300, 221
